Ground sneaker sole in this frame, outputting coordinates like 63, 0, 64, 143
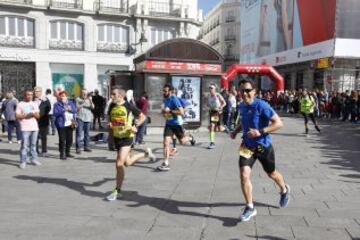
156, 167, 170, 171
240, 209, 257, 222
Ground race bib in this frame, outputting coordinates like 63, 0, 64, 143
210, 112, 219, 122
239, 145, 254, 159
163, 112, 173, 120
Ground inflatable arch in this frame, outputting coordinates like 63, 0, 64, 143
221, 64, 284, 92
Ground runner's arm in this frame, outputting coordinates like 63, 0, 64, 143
260, 113, 283, 135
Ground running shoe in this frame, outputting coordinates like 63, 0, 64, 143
169, 148, 178, 156
279, 184, 290, 208
157, 162, 170, 171
147, 148, 156, 162
305, 128, 309, 135
240, 206, 257, 222
19, 162, 26, 169
106, 189, 123, 201
207, 142, 215, 149
190, 135, 196, 146
315, 125, 321, 133
31, 160, 42, 166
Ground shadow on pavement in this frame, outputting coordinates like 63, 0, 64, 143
306, 121, 360, 180
13, 175, 278, 227
0, 157, 19, 167
245, 235, 289, 240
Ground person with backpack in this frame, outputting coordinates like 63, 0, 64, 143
300, 89, 321, 135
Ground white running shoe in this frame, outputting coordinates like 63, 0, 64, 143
31, 160, 42, 166
147, 148, 156, 162
19, 162, 26, 169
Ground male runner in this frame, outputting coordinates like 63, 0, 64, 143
157, 84, 196, 171
231, 79, 290, 222
299, 89, 321, 135
106, 86, 146, 201
207, 84, 226, 149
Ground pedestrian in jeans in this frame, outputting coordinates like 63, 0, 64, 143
16, 89, 40, 169
75, 89, 94, 154
135, 92, 149, 145
34, 87, 51, 157
53, 91, 77, 160
46, 89, 57, 135
2, 91, 22, 144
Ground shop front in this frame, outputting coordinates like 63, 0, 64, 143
133, 38, 224, 129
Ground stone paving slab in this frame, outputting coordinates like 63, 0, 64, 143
0, 116, 359, 240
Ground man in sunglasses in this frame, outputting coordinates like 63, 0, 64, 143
231, 79, 290, 222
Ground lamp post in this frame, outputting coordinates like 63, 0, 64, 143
128, 32, 148, 55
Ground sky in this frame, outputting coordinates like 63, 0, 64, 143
199, 0, 219, 15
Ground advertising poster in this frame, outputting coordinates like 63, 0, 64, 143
52, 73, 84, 98
171, 76, 201, 123
240, 0, 336, 63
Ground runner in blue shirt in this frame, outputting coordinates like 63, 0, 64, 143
157, 84, 196, 171
231, 79, 290, 222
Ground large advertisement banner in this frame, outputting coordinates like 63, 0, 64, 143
52, 73, 84, 98
171, 76, 201, 123
240, 0, 336, 63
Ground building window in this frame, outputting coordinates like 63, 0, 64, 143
0, 16, 35, 48
150, 28, 176, 45
97, 24, 129, 52
49, 20, 84, 50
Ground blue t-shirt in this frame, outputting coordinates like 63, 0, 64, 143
164, 95, 184, 126
239, 98, 275, 148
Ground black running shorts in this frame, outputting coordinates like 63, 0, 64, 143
239, 144, 276, 173
164, 125, 185, 140
114, 137, 133, 150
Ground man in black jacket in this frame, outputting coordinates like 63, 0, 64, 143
34, 87, 51, 156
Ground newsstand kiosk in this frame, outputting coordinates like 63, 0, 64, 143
133, 38, 224, 129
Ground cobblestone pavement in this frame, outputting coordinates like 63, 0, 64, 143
0, 116, 359, 240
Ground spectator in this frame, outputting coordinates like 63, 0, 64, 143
16, 89, 40, 169
2, 91, 21, 144
75, 89, 94, 154
350, 90, 358, 123
92, 89, 105, 130
53, 91, 77, 160
135, 92, 149, 145
34, 86, 51, 157
46, 89, 57, 135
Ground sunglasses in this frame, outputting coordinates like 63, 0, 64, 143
240, 88, 253, 94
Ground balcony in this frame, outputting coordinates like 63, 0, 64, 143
49, 0, 82, 10
0, 35, 34, 48
94, 0, 128, 15
147, 1, 181, 18
225, 15, 236, 23
97, 42, 128, 53
49, 39, 83, 50
224, 34, 236, 41
0, 0, 33, 7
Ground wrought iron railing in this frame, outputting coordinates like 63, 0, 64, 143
94, 0, 128, 14
49, 39, 83, 50
97, 42, 128, 53
147, 1, 181, 18
49, 0, 82, 9
224, 34, 236, 41
0, 0, 32, 5
225, 15, 236, 22
0, 35, 34, 48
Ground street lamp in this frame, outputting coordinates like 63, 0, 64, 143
127, 32, 148, 55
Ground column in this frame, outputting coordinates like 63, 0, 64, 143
84, 63, 98, 91
36, 62, 52, 91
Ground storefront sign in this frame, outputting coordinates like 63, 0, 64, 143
144, 61, 222, 73
316, 58, 329, 69
172, 76, 201, 123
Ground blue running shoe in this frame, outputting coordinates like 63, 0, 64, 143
240, 206, 257, 222
279, 184, 290, 208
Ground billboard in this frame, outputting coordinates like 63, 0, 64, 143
171, 76, 201, 123
240, 0, 336, 63
52, 73, 84, 98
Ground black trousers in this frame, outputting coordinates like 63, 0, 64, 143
36, 126, 48, 153
57, 127, 73, 155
